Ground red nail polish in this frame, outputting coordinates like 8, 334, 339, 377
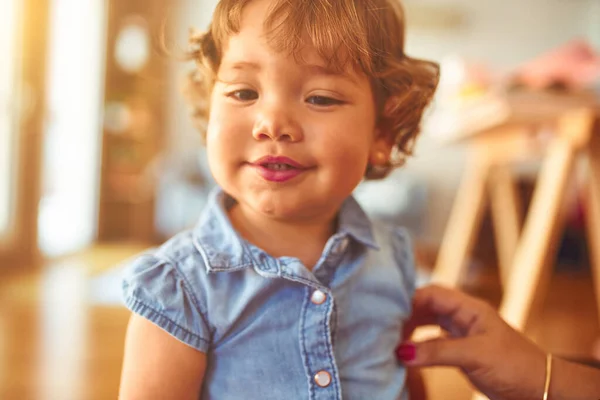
395, 342, 416, 362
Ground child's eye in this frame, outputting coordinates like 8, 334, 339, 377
306, 96, 344, 107
227, 89, 258, 101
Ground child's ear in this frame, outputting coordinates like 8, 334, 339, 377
369, 130, 394, 167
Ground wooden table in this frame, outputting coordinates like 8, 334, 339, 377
419, 91, 600, 399
424, 90, 600, 335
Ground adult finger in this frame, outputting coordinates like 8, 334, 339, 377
397, 336, 482, 371
411, 285, 492, 335
403, 286, 459, 334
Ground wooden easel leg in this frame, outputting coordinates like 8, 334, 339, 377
432, 153, 491, 287
499, 138, 576, 329
414, 152, 490, 342
584, 122, 600, 324
489, 166, 522, 287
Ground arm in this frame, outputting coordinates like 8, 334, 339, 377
549, 357, 600, 400
119, 314, 207, 400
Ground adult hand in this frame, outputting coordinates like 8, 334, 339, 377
397, 285, 547, 400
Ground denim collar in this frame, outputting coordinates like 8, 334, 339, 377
193, 187, 378, 273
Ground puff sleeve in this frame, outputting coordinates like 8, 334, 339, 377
122, 254, 211, 352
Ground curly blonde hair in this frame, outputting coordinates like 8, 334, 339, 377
185, 0, 439, 179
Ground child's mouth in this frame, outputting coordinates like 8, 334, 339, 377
250, 156, 309, 183
263, 163, 296, 171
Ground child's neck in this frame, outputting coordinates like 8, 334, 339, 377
228, 203, 337, 271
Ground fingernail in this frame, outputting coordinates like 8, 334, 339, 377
395, 342, 416, 362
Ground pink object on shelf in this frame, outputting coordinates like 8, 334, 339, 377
512, 39, 600, 90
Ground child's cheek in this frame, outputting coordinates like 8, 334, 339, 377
207, 105, 251, 142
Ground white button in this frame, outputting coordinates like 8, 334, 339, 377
314, 370, 332, 387
311, 290, 327, 305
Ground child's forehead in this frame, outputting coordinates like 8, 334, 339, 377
220, 37, 365, 85
223, 32, 330, 69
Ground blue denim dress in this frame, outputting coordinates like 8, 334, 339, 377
122, 189, 415, 399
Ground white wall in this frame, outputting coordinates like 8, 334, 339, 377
165, 0, 599, 243
589, 0, 600, 48
405, 0, 595, 69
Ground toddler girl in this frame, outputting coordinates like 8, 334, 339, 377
120, 0, 438, 398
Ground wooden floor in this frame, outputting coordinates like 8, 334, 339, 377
0, 244, 597, 400
0, 244, 144, 400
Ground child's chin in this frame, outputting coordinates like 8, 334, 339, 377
252, 194, 321, 220
255, 200, 304, 219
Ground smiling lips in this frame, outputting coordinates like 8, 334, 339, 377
250, 156, 309, 183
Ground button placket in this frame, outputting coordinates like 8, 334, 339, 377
300, 286, 341, 400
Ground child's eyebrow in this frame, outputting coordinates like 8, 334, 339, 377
305, 64, 347, 77
304, 64, 361, 87
228, 61, 261, 71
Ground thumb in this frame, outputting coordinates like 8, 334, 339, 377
397, 337, 481, 370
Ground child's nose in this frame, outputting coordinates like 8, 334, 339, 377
252, 105, 303, 142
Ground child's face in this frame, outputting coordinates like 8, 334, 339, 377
206, 0, 388, 221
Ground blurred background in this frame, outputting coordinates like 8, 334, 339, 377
1, 0, 599, 399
